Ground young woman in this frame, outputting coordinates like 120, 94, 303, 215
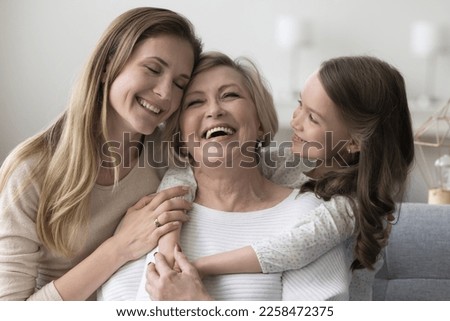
0, 7, 202, 300
145, 55, 415, 301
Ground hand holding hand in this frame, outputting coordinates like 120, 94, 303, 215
146, 246, 212, 301
113, 186, 191, 264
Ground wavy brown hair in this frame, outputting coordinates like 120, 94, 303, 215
301, 56, 414, 270
0, 7, 202, 257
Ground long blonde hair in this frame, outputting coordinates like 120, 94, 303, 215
0, 7, 202, 257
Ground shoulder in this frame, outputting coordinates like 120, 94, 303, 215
260, 148, 314, 188
293, 191, 325, 207
321, 196, 354, 218
0, 155, 41, 224
1, 153, 42, 189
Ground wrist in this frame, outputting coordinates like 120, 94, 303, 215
104, 236, 130, 268
192, 258, 208, 278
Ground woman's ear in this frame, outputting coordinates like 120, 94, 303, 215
257, 123, 264, 139
102, 68, 108, 84
102, 59, 112, 83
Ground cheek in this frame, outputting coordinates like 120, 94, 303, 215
179, 115, 196, 140
108, 73, 137, 107
319, 132, 349, 160
108, 79, 124, 105
171, 91, 184, 108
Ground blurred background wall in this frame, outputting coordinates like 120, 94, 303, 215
1, 0, 449, 202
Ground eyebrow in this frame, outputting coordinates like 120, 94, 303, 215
218, 83, 240, 92
146, 56, 191, 80
185, 83, 240, 97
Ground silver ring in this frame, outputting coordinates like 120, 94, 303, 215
154, 218, 161, 228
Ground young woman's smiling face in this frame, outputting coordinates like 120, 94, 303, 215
108, 34, 194, 138
290, 71, 353, 167
179, 66, 262, 166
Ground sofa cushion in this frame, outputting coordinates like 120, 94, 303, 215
373, 203, 450, 300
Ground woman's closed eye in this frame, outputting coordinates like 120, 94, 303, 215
145, 65, 161, 75
221, 92, 240, 100
185, 99, 204, 108
174, 81, 187, 90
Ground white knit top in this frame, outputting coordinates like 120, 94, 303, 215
99, 190, 351, 301
135, 148, 379, 300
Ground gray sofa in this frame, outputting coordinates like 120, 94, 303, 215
372, 202, 450, 300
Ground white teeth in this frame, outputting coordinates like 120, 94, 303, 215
138, 98, 161, 114
205, 126, 235, 140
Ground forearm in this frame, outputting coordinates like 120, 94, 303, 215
254, 198, 354, 273
157, 228, 181, 269
53, 237, 127, 300
194, 246, 261, 277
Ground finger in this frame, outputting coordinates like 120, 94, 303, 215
133, 193, 157, 210
173, 245, 197, 275
147, 262, 159, 280
153, 252, 174, 276
154, 210, 190, 227
146, 263, 159, 300
152, 221, 181, 239
146, 186, 190, 210
154, 198, 192, 216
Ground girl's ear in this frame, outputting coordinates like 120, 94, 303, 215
347, 140, 361, 154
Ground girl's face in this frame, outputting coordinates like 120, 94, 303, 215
180, 66, 262, 167
108, 35, 194, 138
290, 71, 353, 167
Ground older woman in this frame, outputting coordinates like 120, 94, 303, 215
145, 53, 415, 301
98, 52, 351, 301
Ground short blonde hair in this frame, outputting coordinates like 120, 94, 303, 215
172, 51, 278, 159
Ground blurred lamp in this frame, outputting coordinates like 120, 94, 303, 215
275, 15, 312, 100
410, 21, 443, 107
414, 100, 450, 204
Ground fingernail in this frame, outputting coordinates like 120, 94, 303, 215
153, 251, 158, 257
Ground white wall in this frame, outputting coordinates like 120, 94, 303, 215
1, 0, 449, 202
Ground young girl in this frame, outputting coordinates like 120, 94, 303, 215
0, 7, 202, 300
146, 55, 415, 300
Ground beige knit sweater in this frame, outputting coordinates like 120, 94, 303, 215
0, 143, 164, 300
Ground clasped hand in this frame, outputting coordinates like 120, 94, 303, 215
146, 246, 212, 301
112, 186, 191, 264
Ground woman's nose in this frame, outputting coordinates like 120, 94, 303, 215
153, 77, 172, 101
206, 100, 224, 118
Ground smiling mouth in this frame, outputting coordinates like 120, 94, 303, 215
202, 126, 236, 140
292, 134, 307, 143
137, 97, 161, 115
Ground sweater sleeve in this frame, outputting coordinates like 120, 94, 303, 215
0, 160, 62, 301
252, 196, 355, 273
157, 165, 197, 202
260, 147, 314, 188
